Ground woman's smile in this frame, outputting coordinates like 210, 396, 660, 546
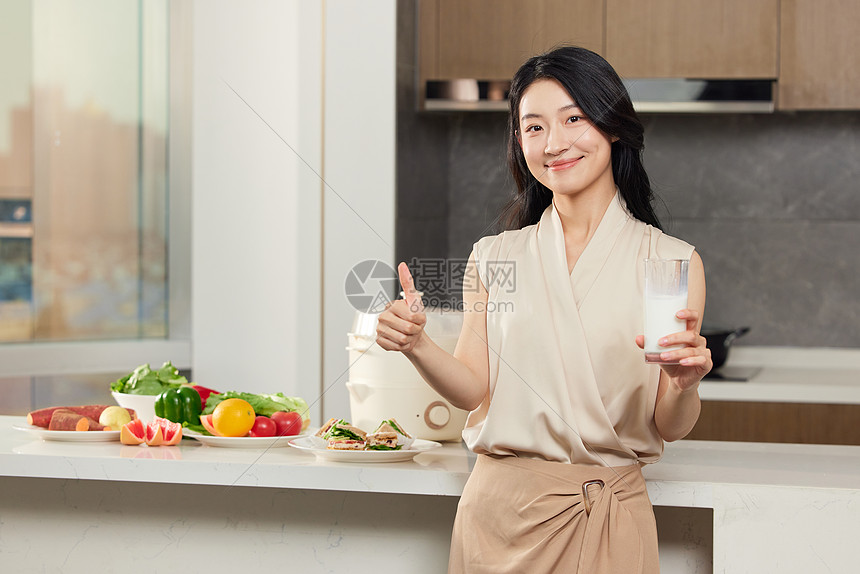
546, 156, 584, 171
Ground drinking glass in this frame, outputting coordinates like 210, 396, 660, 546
644, 259, 689, 364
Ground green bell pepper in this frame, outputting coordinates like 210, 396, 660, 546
155, 386, 202, 425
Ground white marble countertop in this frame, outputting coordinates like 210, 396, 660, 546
3, 416, 859, 509
699, 346, 860, 404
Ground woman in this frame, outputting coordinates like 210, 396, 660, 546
376, 46, 711, 573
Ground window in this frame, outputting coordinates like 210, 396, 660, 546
0, 0, 189, 414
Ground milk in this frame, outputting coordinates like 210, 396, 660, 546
644, 293, 687, 361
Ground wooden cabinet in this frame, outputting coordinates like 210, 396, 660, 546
419, 0, 604, 80
686, 401, 860, 446
778, 0, 860, 110
418, 0, 858, 110
604, 0, 778, 78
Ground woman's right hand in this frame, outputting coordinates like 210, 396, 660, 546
376, 262, 427, 354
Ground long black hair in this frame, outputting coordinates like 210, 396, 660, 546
501, 46, 662, 231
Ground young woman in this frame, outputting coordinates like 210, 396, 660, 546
376, 46, 711, 573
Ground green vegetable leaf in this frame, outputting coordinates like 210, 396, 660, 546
328, 424, 364, 441
111, 362, 188, 395
127, 378, 167, 395
384, 419, 406, 436
156, 361, 188, 386
365, 444, 402, 451
201, 391, 310, 421
110, 373, 131, 393
181, 421, 210, 436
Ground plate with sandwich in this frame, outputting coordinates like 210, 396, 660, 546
289, 418, 441, 462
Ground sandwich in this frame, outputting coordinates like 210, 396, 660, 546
381, 418, 410, 438
315, 417, 339, 438
366, 419, 410, 451
324, 420, 367, 450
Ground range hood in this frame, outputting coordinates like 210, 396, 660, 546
424, 78, 774, 113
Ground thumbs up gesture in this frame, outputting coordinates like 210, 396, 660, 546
376, 262, 427, 354
399, 261, 425, 314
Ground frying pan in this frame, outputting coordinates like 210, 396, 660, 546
702, 326, 750, 370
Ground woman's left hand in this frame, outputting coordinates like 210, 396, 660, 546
636, 308, 712, 392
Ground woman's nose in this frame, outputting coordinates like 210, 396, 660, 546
544, 126, 570, 155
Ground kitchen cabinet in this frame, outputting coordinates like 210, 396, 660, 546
694, 348, 860, 445
687, 401, 860, 446
419, 0, 778, 82
418, 0, 859, 110
419, 0, 604, 81
778, 0, 860, 110
604, 0, 778, 78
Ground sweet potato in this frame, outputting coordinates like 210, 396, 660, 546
48, 410, 88, 431
28, 405, 114, 428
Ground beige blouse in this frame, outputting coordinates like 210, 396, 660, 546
463, 192, 694, 467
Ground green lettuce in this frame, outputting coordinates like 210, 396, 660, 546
201, 391, 310, 423
328, 421, 364, 441
110, 362, 188, 395
181, 421, 208, 435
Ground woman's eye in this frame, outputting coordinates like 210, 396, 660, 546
567, 115, 582, 123
524, 125, 542, 133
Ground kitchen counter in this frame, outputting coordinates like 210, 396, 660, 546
2, 416, 859, 501
2, 415, 859, 573
699, 345, 860, 404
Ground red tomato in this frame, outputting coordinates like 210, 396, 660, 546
248, 415, 277, 438
271, 411, 303, 436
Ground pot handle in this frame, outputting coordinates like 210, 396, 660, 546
725, 326, 751, 346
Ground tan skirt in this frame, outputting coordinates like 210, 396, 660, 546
448, 455, 659, 574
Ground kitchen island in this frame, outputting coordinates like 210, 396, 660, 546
2, 415, 859, 573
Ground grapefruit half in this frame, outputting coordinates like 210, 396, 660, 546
145, 421, 164, 446
154, 416, 183, 446
199, 414, 222, 436
121, 418, 146, 445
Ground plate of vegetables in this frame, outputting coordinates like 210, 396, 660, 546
178, 391, 311, 448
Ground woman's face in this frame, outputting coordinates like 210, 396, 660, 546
517, 78, 615, 198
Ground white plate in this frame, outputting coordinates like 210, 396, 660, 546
183, 429, 307, 448
13, 424, 120, 442
289, 435, 442, 462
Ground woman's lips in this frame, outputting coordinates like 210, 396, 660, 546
546, 156, 583, 171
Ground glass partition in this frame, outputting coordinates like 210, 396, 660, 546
0, 0, 169, 343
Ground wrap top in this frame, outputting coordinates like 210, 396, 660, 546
462, 191, 694, 466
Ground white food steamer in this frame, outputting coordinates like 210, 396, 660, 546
346, 308, 468, 441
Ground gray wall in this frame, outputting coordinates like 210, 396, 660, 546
396, 5, 860, 348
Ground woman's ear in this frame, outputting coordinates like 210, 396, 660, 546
611, 135, 620, 143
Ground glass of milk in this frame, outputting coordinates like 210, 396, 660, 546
644, 259, 689, 364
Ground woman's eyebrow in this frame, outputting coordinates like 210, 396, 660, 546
520, 103, 581, 123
